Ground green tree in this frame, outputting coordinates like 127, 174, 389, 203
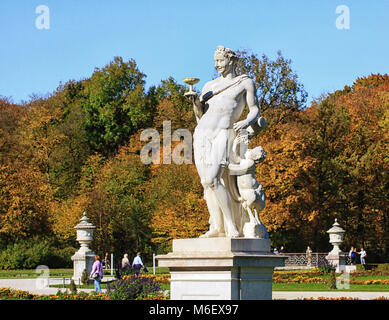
236, 50, 308, 126
81, 56, 152, 157
151, 77, 195, 131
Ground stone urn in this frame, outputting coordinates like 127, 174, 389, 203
327, 218, 345, 255
326, 218, 346, 272
71, 212, 96, 281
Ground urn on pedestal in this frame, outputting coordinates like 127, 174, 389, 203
326, 219, 346, 272
71, 212, 96, 282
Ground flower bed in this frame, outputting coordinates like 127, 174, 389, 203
349, 279, 389, 285
273, 275, 326, 284
122, 274, 170, 284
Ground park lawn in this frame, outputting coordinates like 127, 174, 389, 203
273, 282, 389, 292
0, 266, 168, 279
351, 275, 389, 280
0, 268, 115, 279
0, 269, 73, 278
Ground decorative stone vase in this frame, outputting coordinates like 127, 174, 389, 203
71, 212, 96, 282
327, 218, 345, 255
326, 219, 346, 272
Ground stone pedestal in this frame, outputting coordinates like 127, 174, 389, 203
345, 265, 357, 273
71, 248, 96, 282
156, 238, 286, 300
326, 252, 347, 273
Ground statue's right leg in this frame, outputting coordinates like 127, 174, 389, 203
199, 188, 225, 237
194, 134, 225, 237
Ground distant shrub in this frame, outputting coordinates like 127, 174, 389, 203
69, 280, 77, 294
49, 247, 77, 268
81, 269, 89, 285
0, 238, 51, 270
328, 271, 337, 289
318, 260, 336, 274
0, 237, 77, 270
376, 264, 389, 272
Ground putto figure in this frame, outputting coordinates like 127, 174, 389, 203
224, 144, 269, 239
185, 45, 267, 238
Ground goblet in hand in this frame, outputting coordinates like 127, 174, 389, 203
183, 77, 200, 98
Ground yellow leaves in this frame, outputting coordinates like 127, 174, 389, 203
308, 210, 319, 222
51, 195, 91, 239
0, 158, 54, 239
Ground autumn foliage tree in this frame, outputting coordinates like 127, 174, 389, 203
0, 98, 54, 243
255, 74, 389, 259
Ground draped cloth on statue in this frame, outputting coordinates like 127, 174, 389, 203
222, 133, 250, 236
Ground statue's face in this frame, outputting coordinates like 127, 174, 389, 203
214, 53, 232, 76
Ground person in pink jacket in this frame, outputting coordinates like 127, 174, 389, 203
90, 255, 104, 292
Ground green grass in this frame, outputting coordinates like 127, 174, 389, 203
350, 275, 389, 280
273, 282, 389, 292
0, 266, 167, 279
0, 269, 115, 279
0, 269, 73, 278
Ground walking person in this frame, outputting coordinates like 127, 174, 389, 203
350, 247, 357, 265
132, 252, 144, 275
359, 248, 367, 270
103, 252, 110, 269
90, 255, 104, 293
121, 253, 131, 271
349, 247, 355, 265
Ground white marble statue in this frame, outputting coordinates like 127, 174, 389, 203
185, 45, 267, 238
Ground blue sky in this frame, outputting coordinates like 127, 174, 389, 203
1, 0, 388, 105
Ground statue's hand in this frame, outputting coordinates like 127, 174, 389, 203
233, 120, 249, 132
184, 91, 198, 101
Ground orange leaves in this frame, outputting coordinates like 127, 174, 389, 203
0, 160, 54, 240
145, 163, 208, 250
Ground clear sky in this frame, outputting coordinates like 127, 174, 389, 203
1, 0, 388, 105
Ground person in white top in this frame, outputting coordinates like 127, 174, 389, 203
121, 253, 131, 270
132, 252, 144, 275
359, 248, 367, 269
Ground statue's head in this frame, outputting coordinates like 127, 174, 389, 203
214, 45, 238, 76
246, 146, 266, 163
